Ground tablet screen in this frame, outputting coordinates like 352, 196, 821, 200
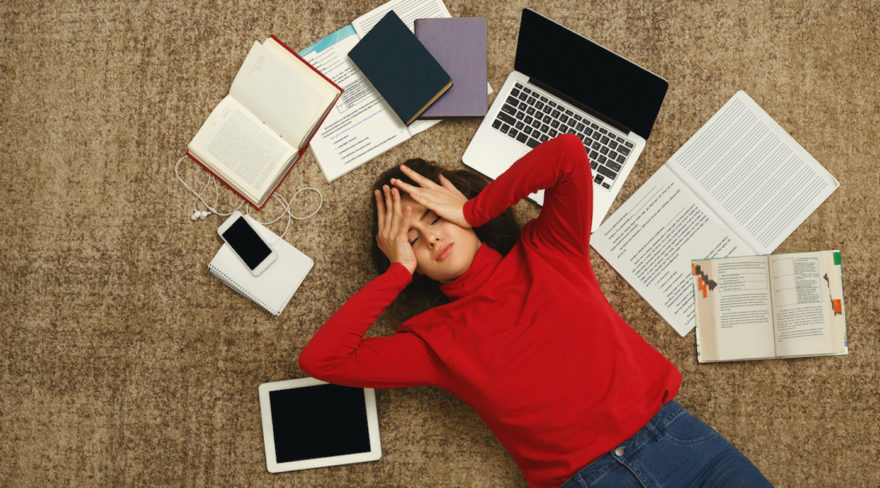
268, 383, 372, 463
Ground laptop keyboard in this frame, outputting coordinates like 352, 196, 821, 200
490, 82, 634, 189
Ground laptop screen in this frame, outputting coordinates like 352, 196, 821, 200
514, 9, 668, 139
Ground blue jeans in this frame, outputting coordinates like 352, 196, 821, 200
560, 401, 772, 488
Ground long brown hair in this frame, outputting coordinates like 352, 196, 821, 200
370, 159, 521, 317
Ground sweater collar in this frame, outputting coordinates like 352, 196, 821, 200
439, 243, 502, 301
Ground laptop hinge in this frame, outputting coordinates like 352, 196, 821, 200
529, 78, 631, 135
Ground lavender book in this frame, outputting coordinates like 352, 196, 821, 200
415, 17, 488, 117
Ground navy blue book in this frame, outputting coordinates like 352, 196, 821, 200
348, 11, 452, 125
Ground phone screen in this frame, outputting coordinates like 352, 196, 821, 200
222, 217, 273, 270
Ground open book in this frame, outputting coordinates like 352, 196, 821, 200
692, 250, 846, 362
591, 91, 840, 336
298, 0, 491, 182
187, 36, 342, 209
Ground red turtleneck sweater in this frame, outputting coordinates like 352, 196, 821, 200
299, 134, 681, 488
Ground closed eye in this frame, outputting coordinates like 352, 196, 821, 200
409, 212, 440, 245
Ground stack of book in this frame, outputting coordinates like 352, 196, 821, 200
187, 0, 491, 192
348, 11, 488, 125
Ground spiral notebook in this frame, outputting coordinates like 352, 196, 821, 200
208, 216, 314, 316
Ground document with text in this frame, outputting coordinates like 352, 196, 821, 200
591, 91, 839, 336
298, 0, 450, 182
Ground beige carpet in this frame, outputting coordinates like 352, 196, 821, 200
2, 0, 879, 486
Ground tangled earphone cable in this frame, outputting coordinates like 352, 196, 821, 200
174, 156, 322, 239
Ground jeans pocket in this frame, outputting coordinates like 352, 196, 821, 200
662, 411, 720, 445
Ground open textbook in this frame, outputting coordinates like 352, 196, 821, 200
299, 0, 491, 182
591, 91, 839, 337
692, 251, 846, 362
187, 36, 341, 208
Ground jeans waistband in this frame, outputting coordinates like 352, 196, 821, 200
561, 401, 687, 488
640, 400, 686, 441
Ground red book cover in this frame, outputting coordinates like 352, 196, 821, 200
187, 36, 342, 210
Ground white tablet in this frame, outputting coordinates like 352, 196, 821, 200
258, 377, 382, 473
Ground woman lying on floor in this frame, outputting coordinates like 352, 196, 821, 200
299, 134, 771, 488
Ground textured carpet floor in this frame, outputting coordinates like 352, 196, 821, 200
2, 0, 879, 486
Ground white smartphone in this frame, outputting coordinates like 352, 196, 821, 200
217, 212, 277, 276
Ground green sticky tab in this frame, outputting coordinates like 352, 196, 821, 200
833, 251, 841, 265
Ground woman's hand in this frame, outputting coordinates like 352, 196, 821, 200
375, 185, 417, 274
390, 165, 471, 229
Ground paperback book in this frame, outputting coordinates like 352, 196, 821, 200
692, 250, 846, 362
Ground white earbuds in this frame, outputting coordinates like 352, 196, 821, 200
190, 210, 210, 221
174, 156, 323, 239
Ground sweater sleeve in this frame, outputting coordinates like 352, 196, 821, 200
464, 133, 592, 255
298, 263, 444, 388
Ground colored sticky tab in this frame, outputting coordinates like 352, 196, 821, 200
698, 276, 703, 289
833, 251, 841, 265
833, 299, 842, 314
702, 286, 708, 298
692, 262, 697, 275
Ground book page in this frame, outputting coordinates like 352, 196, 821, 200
352, 0, 450, 136
591, 165, 754, 337
299, 26, 410, 182
261, 38, 342, 146
229, 41, 337, 149
667, 91, 839, 254
188, 97, 296, 200
769, 251, 845, 357
693, 256, 776, 362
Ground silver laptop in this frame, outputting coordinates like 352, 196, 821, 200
462, 8, 668, 233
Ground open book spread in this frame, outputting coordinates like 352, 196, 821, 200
188, 37, 341, 208
591, 91, 840, 336
693, 251, 846, 362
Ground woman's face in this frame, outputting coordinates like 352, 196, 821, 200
400, 196, 481, 283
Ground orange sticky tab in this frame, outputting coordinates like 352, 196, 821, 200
698, 276, 703, 289
703, 287, 708, 298
692, 263, 696, 275
833, 299, 842, 313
